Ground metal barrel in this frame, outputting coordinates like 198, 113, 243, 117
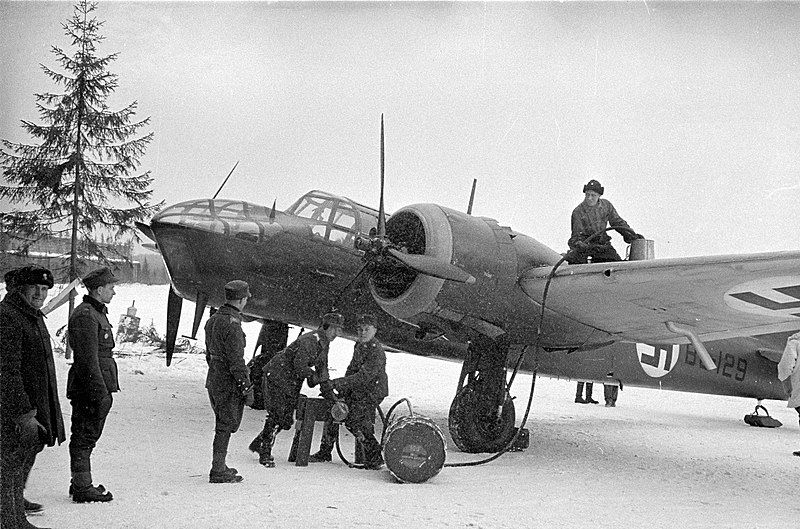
628, 238, 655, 261
383, 415, 446, 483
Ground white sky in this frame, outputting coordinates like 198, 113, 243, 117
2, 1, 799, 258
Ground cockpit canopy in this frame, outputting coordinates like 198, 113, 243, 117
151, 190, 384, 245
286, 190, 383, 244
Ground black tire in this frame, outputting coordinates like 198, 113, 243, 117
448, 385, 516, 453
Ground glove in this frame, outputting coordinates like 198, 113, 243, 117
319, 380, 336, 401
620, 229, 643, 244
574, 240, 590, 251
16, 413, 45, 447
244, 388, 255, 407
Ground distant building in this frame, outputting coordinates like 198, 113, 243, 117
0, 232, 167, 284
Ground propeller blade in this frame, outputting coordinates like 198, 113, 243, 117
166, 286, 183, 366
135, 221, 155, 242
378, 114, 386, 238
387, 248, 475, 284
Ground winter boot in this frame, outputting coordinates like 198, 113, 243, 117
248, 433, 263, 454
584, 383, 598, 404
259, 425, 279, 468
209, 468, 243, 483
309, 422, 338, 463
574, 382, 586, 403
71, 471, 113, 503
360, 433, 384, 470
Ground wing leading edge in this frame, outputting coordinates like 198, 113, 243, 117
520, 251, 800, 344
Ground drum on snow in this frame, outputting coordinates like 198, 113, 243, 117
382, 415, 446, 483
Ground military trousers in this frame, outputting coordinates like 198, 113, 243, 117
208, 384, 245, 433
69, 394, 113, 474
1, 422, 44, 527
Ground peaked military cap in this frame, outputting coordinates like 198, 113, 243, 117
582, 179, 604, 195
15, 265, 54, 288
357, 313, 377, 327
322, 312, 344, 328
82, 267, 119, 290
224, 280, 251, 300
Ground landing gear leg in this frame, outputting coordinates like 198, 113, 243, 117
448, 335, 516, 453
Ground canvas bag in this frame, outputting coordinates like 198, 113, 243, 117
744, 405, 782, 428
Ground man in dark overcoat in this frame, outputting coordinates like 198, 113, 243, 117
251, 312, 343, 467
205, 280, 254, 483
66, 267, 120, 502
309, 313, 388, 469
1, 265, 65, 529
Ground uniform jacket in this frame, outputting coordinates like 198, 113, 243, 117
265, 330, 330, 395
568, 198, 632, 250
777, 331, 800, 408
204, 303, 251, 395
335, 337, 389, 403
0, 291, 66, 446
67, 295, 119, 401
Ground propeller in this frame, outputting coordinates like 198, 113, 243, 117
352, 114, 475, 285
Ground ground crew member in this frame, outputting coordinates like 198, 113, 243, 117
205, 280, 254, 483
777, 331, 800, 456
67, 266, 119, 503
1, 266, 65, 528
566, 179, 644, 264
309, 313, 389, 469
251, 312, 343, 467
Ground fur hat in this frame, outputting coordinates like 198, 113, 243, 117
15, 266, 54, 288
583, 179, 604, 195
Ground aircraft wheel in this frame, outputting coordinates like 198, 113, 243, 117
448, 385, 516, 453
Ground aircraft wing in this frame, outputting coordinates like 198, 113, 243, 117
520, 251, 800, 344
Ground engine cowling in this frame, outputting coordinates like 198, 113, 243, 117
369, 203, 556, 339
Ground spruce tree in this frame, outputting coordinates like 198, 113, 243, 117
1, 0, 162, 286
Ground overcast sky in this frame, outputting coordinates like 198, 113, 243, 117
2, 1, 799, 258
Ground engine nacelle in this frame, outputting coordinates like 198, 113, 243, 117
370, 204, 561, 340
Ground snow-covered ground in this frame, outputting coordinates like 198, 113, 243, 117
17, 284, 800, 528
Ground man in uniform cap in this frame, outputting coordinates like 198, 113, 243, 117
205, 280, 254, 483
250, 311, 343, 467
1, 265, 65, 528
66, 266, 120, 502
309, 313, 388, 469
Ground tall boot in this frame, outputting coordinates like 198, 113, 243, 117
309, 421, 338, 463
22, 444, 44, 513
585, 382, 598, 404
248, 432, 263, 454
360, 432, 383, 470
209, 430, 242, 483
574, 382, 586, 404
259, 422, 279, 468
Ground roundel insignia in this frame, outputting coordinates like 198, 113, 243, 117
636, 343, 679, 378
724, 276, 800, 319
